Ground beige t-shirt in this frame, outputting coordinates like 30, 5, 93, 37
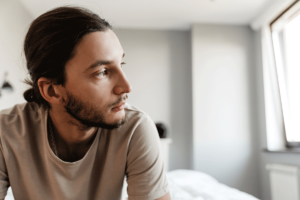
0, 102, 169, 200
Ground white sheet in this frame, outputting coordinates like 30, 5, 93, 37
167, 170, 259, 200
5, 187, 14, 200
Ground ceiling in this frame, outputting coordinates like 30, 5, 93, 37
19, 0, 275, 30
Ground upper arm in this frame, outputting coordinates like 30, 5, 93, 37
126, 115, 169, 200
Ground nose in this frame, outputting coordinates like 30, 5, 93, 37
113, 70, 132, 95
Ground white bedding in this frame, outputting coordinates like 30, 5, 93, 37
167, 170, 259, 200
5, 187, 14, 200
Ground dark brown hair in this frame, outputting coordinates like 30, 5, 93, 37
23, 6, 112, 108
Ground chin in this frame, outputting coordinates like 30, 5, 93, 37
106, 110, 126, 124
101, 113, 126, 130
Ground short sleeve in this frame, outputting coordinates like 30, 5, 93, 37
0, 141, 9, 199
126, 115, 169, 200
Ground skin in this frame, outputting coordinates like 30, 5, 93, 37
37, 30, 171, 200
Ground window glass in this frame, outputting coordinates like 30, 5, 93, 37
271, 2, 300, 145
284, 14, 300, 142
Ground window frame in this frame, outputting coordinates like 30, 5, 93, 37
271, 0, 300, 148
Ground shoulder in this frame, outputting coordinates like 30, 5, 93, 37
111, 103, 158, 142
0, 102, 41, 116
124, 103, 155, 131
122, 103, 158, 142
0, 102, 44, 137
124, 103, 147, 120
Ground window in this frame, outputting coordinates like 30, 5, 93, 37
271, 1, 300, 147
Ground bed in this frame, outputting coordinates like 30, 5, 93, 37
166, 170, 259, 200
120, 169, 259, 200
5, 170, 259, 200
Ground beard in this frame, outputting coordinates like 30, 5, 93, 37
63, 90, 127, 130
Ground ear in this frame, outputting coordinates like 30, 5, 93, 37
37, 77, 64, 105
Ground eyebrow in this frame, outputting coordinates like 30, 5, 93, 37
85, 53, 125, 71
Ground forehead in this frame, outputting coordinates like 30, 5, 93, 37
66, 30, 123, 72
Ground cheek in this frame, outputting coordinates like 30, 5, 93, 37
82, 84, 113, 107
66, 74, 115, 107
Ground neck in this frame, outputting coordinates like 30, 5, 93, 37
48, 106, 98, 160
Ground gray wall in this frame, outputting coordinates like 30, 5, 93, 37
114, 29, 193, 170
191, 24, 260, 197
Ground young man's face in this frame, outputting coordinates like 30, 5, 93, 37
62, 29, 131, 129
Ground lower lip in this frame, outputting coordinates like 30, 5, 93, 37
112, 104, 126, 111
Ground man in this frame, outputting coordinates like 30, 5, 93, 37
0, 6, 171, 200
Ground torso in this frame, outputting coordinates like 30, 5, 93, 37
0, 102, 168, 200
0, 103, 132, 199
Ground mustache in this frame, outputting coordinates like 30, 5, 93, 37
109, 94, 128, 107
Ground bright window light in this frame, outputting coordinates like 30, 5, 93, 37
284, 14, 300, 142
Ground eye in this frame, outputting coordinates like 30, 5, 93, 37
96, 69, 108, 77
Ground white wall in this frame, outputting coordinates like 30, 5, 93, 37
114, 29, 193, 170
192, 24, 260, 197
0, 0, 33, 110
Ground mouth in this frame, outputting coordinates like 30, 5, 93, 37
111, 102, 126, 111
